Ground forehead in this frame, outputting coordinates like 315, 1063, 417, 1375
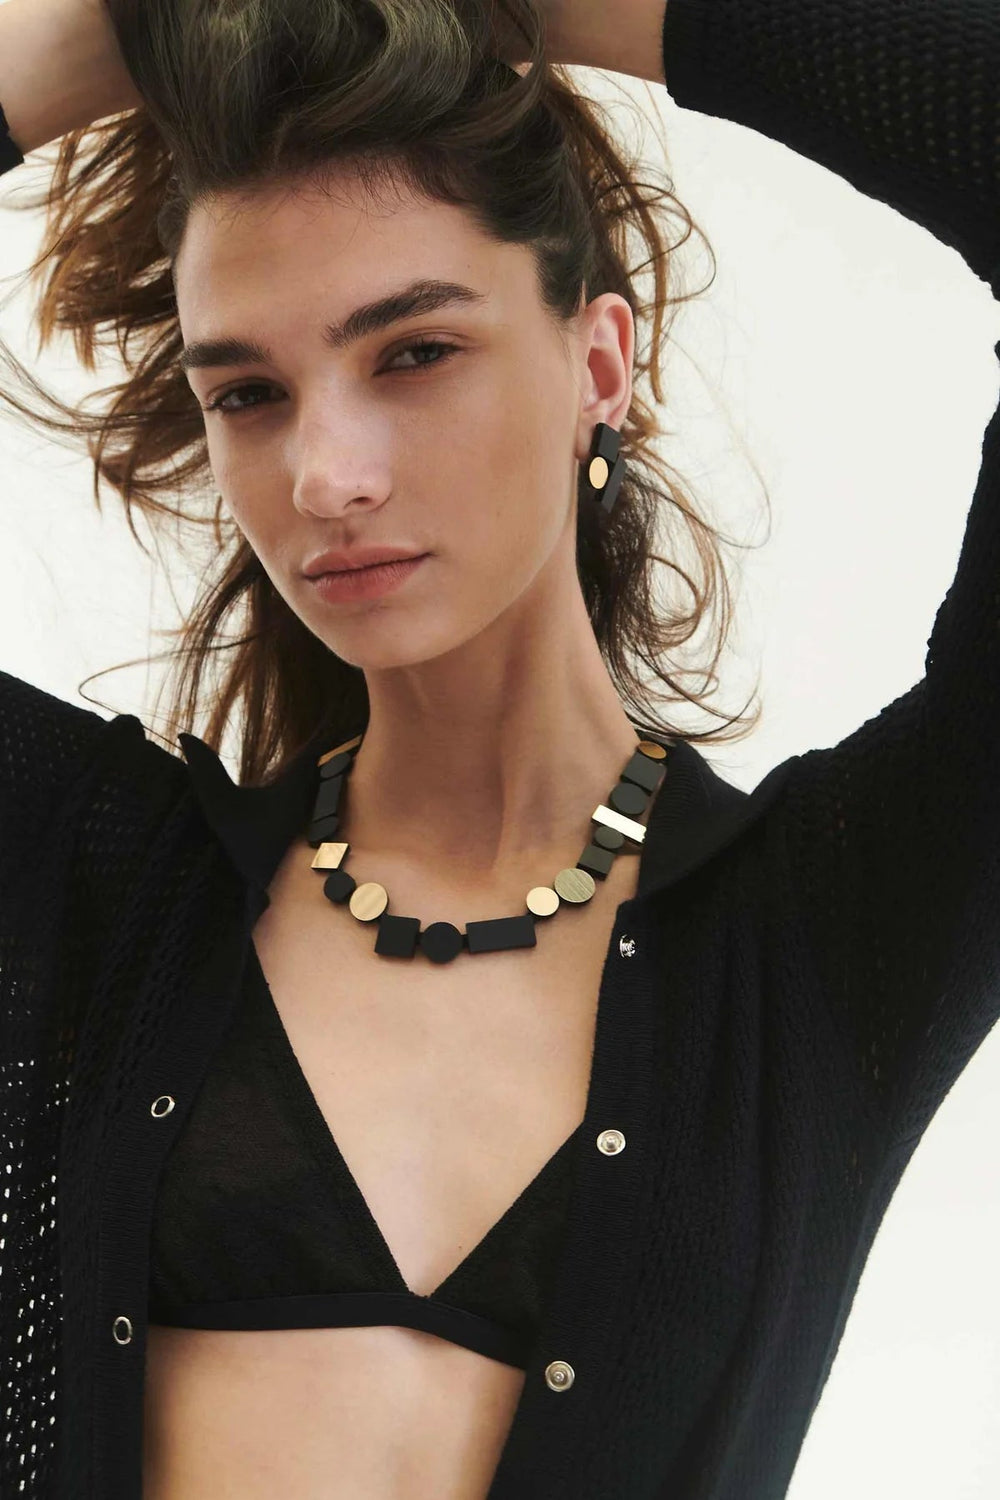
174, 173, 511, 310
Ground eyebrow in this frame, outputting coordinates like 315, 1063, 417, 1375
179, 277, 489, 375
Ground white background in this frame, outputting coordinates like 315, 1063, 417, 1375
0, 50, 997, 1500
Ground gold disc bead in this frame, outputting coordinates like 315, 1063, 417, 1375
526, 886, 560, 918
637, 739, 667, 760
553, 868, 596, 905
349, 882, 389, 922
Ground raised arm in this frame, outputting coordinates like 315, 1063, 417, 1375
528, 0, 999, 296
635, 0, 1000, 1152
523, 0, 669, 84
0, 0, 145, 842
0, 0, 141, 156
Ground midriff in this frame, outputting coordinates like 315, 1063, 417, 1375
142, 833, 644, 1499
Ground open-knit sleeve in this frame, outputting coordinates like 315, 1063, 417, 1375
0, 669, 117, 866
0, 119, 125, 871
661, 0, 1000, 1149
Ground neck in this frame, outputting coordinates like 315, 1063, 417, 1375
338, 588, 642, 885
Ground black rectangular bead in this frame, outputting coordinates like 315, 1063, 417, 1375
375, 914, 421, 958
319, 751, 353, 780
308, 812, 341, 847
313, 774, 344, 822
466, 914, 537, 954
620, 750, 662, 793
578, 843, 615, 880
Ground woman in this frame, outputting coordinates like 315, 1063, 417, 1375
0, 0, 997, 1497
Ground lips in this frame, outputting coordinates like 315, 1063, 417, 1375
332, 558, 408, 574
303, 547, 428, 577
307, 553, 428, 601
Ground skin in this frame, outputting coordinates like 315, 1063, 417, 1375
173, 167, 640, 888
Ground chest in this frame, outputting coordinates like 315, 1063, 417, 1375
250, 832, 641, 1297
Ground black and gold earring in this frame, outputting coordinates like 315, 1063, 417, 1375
583, 420, 626, 516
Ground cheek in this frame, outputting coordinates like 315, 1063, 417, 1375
224, 499, 288, 589
219, 481, 275, 550
452, 482, 565, 617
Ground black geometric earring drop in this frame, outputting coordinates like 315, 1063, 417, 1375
582, 420, 626, 515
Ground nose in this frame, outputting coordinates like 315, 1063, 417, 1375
291, 439, 391, 521
292, 474, 388, 520
288, 403, 393, 519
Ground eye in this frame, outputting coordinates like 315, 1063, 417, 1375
383, 337, 461, 374
202, 337, 461, 417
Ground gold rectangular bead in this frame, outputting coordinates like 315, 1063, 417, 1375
591, 803, 647, 844
318, 734, 363, 766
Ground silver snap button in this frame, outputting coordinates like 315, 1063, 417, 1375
618, 934, 636, 959
544, 1359, 575, 1391
112, 1316, 133, 1345
597, 1129, 626, 1155
151, 1095, 176, 1118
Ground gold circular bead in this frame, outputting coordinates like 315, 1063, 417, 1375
553, 868, 596, 905
588, 455, 610, 489
526, 886, 560, 918
637, 739, 667, 760
349, 882, 389, 922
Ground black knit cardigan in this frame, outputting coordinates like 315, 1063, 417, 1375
1, 0, 999, 1495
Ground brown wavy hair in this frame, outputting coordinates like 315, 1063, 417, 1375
0, 0, 767, 785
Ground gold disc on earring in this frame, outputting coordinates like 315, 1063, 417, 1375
588, 455, 610, 489
349, 882, 389, 922
637, 740, 667, 760
527, 886, 560, 918
553, 868, 596, 905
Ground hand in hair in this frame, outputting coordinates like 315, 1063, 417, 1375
0, 0, 143, 155
491, 0, 667, 84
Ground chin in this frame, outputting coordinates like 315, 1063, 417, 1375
319, 618, 458, 673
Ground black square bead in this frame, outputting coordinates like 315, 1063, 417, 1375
465, 914, 537, 954
375, 914, 421, 958
578, 843, 615, 879
620, 751, 662, 793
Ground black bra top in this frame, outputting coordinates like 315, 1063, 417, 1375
148, 939, 583, 1369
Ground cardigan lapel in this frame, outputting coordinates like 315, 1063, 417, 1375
177, 726, 332, 892
635, 736, 800, 897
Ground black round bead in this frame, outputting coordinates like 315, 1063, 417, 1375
593, 825, 625, 850
420, 921, 465, 965
323, 868, 356, 905
609, 781, 648, 817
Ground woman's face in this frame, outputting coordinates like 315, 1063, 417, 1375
173, 169, 632, 672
